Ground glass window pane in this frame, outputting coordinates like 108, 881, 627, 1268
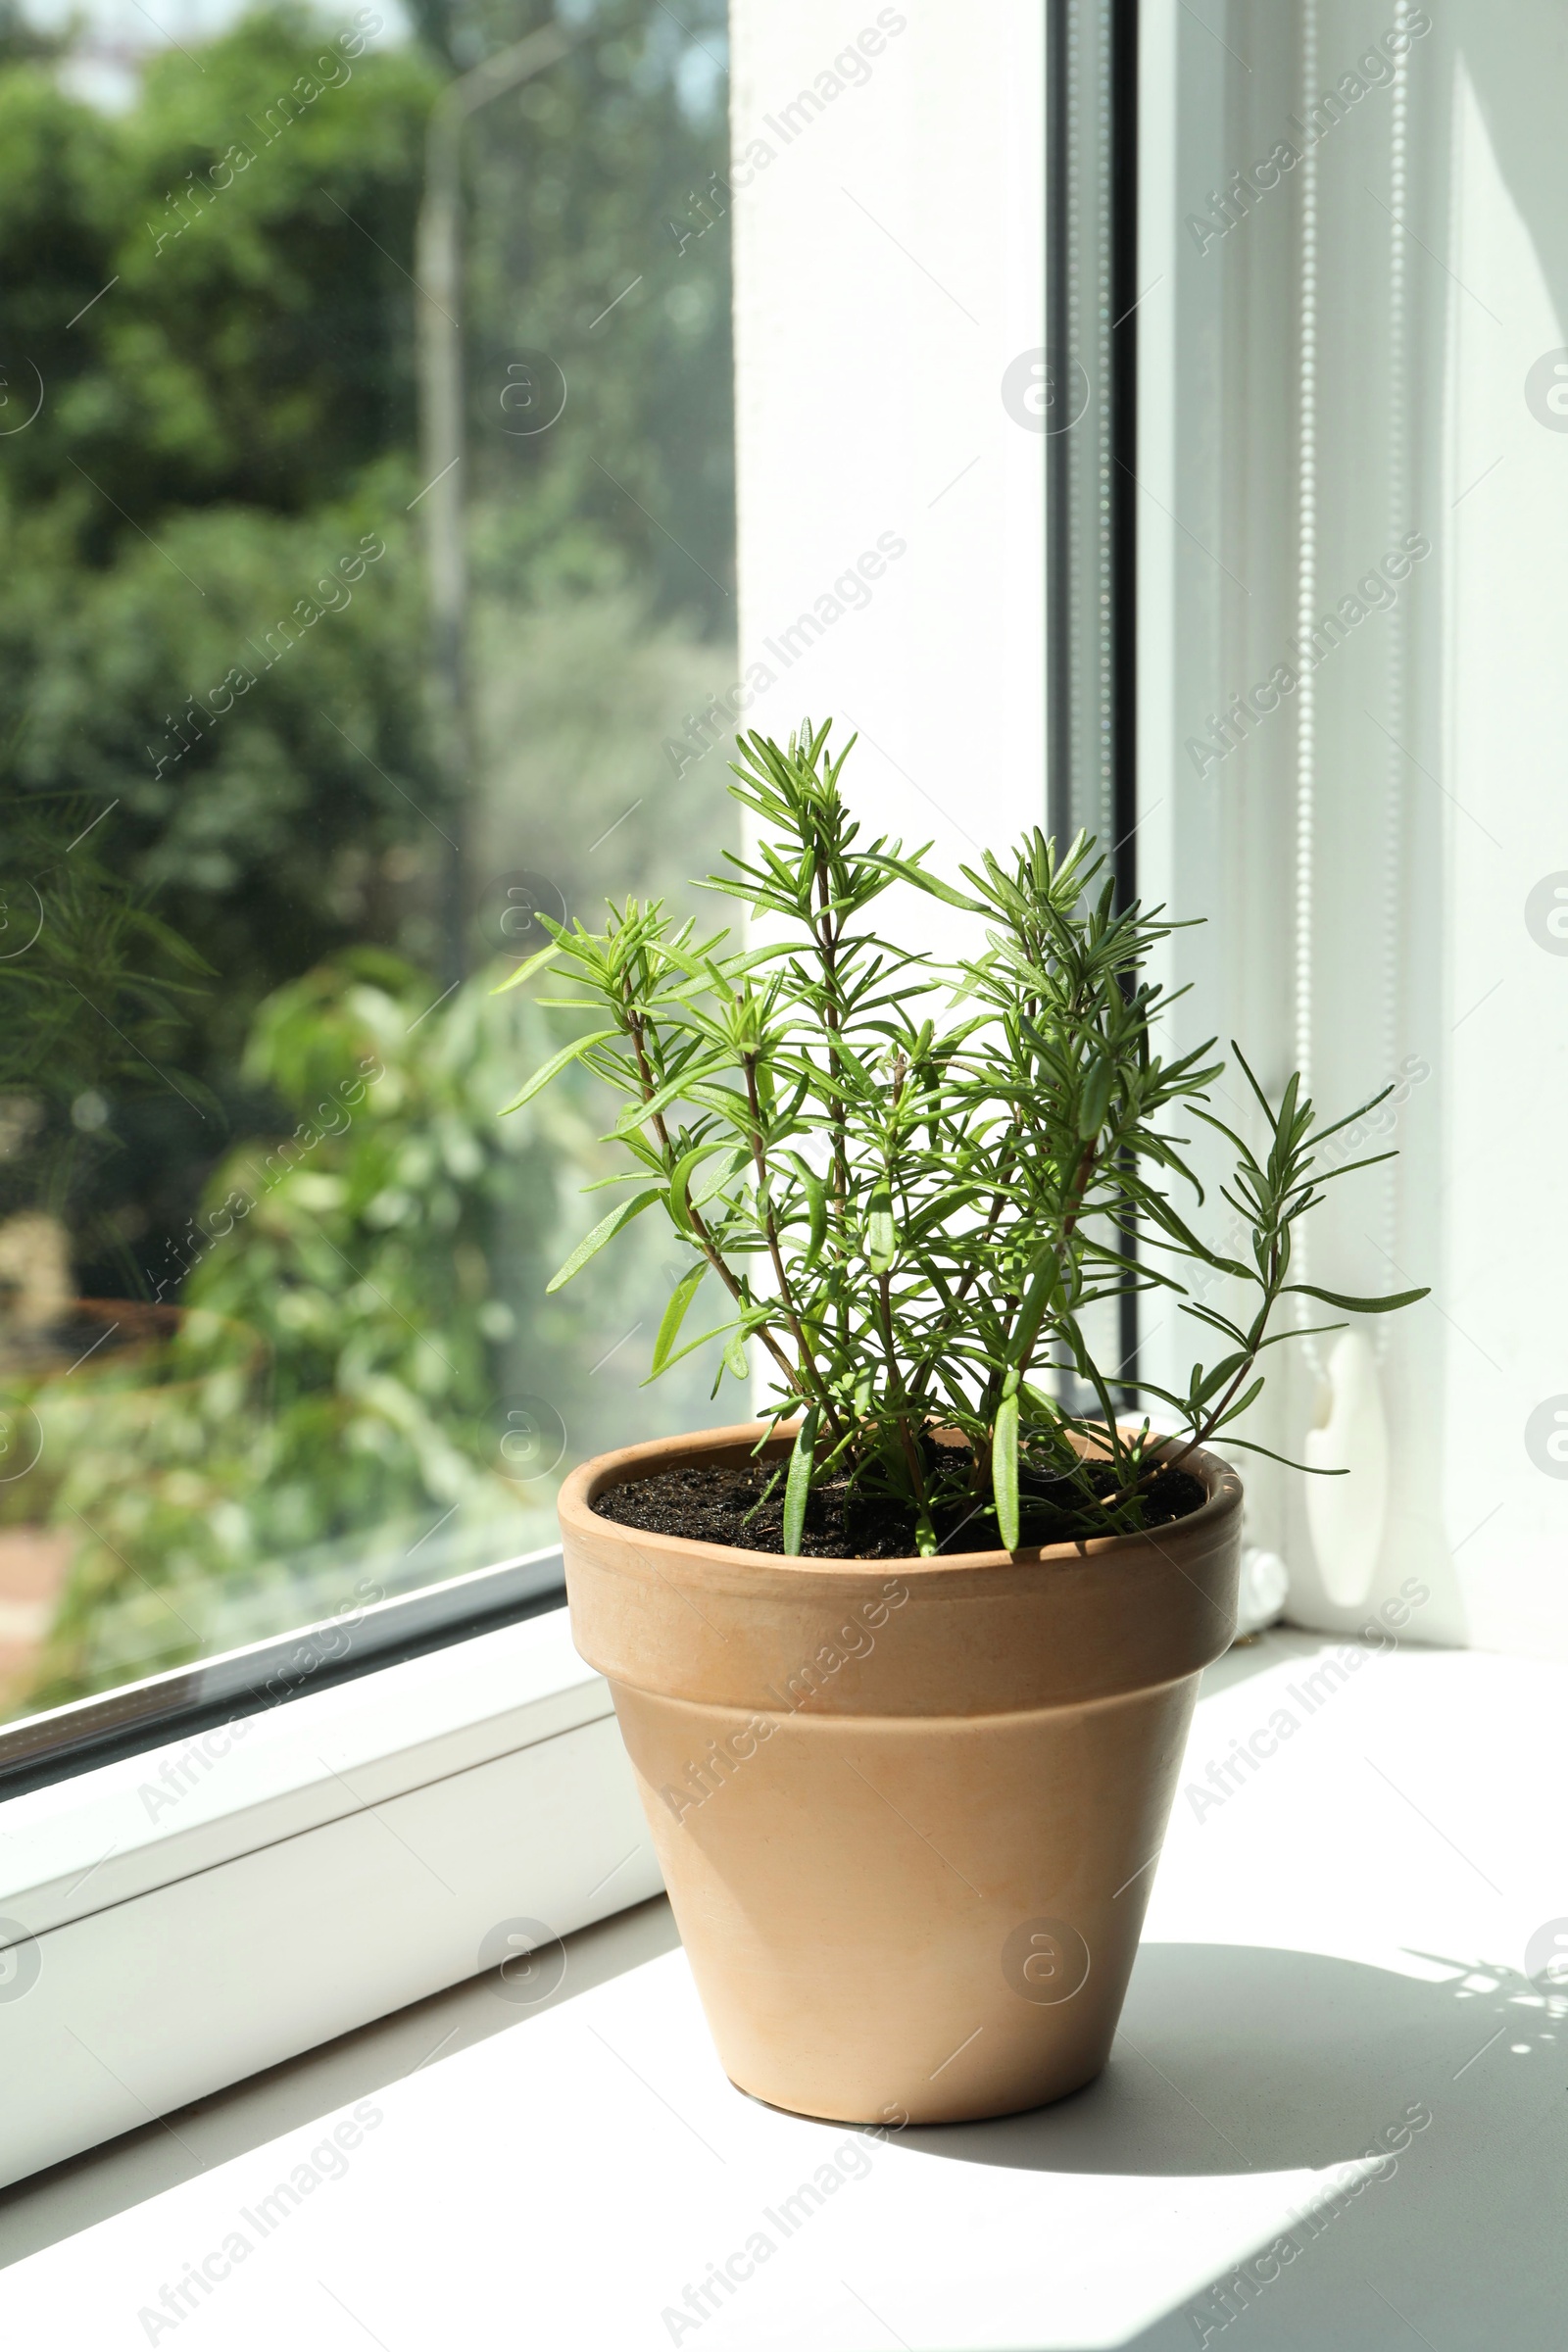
0, 0, 735, 1724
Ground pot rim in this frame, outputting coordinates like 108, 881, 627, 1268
557, 1417, 1242, 1584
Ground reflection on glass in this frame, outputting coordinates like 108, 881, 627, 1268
0, 0, 736, 1721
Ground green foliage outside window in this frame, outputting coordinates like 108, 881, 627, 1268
0, 0, 737, 1714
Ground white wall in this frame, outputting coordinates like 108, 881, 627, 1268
1149, 0, 1568, 1662
1437, 19, 1568, 1658
728, 0, 1047, 948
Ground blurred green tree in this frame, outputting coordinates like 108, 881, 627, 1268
0, 0, 733, 1298
0, 0, 737, 1714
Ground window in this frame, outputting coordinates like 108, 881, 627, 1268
8, 0, 1564, 2220
0, 0, 735, 1773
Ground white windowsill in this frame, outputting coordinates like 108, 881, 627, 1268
0, 1894, 685, 2274
3, 1629, 1563, 2347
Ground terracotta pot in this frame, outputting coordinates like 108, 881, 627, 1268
558, 1419, 1242, 2126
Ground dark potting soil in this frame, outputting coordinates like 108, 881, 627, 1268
589, 1454, 1208, 1560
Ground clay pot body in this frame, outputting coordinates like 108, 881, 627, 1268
558, 1421, 1242, 2126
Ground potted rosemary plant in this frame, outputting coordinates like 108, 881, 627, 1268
503, 721, 1425, 2126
